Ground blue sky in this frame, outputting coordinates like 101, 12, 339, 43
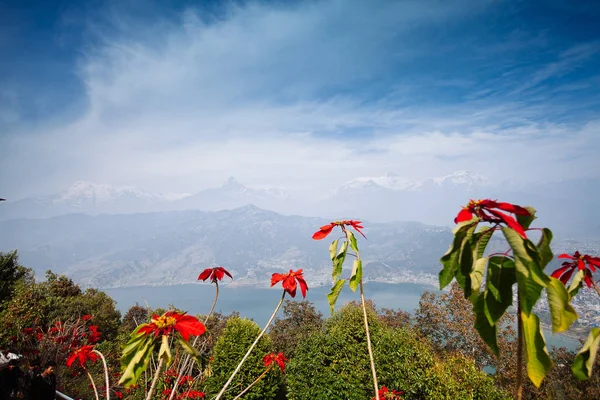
1, 0, 599, 197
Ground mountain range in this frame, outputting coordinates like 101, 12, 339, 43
1, 205, 598, 290
1, 170, 598, 237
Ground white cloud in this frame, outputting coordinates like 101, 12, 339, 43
1, 0, 599, 199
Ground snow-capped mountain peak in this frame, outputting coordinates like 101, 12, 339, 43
336, 170, 489, 194
340, 173, 419, 191
431, 170, 489, 187
59, 181, 156, 203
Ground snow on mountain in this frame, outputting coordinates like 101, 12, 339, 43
175, 177, 291, 212
337, 170, 489, 194
58, 181, 162, 204
340, 173, 419, 191
430, 170, 489, 188
0, 181, 188, 220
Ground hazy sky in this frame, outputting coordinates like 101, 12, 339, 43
1, 0, 599, 198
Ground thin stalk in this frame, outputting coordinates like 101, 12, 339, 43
146, 357, 165, 400
232, 367, 271, 400
85, 368, 100, 400
359, 278, 379, 399
214, 292, 286, 400
169, 282, 220, 400
516, 292, 523, 400
93, 350, 111, 400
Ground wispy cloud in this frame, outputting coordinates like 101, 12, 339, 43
0, 0, 599, 198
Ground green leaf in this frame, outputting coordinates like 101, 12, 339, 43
177, 337, 200, 367
467, 257, 488, 303
349, 259, 362, 292
536, 228, 554, 269
329, 239, 339, 262
483, 256, 516, 326
473, 226, 494, 260
457, 238, 474, 296
516, 206, 537, 230
474, 295, 499, 356
521, 312, 553, 388
119, 333, 155, 388
159, 334, 172, 366
439, 220, 478, 290
502, 227, 548, 315
327, 279, 346, 314
332, 241, 348, 280
546, 277, 578, 333
568, 270, 585, 297
572, 328, 600, 380
346, 230, 359, 252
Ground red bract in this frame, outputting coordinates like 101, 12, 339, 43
82, 315, 93, 321
178, 391, 205, 399
263, 352, 288, 372
198, 266, 233, 283
372, 386, 403, 400
312, 220, 366, 240
87, 325, 101, 344
66, 345, 99, 368
454, 199, 530, 238
271, 269, 308, 298
137, 311, 205, 341
551, 251, 600, 288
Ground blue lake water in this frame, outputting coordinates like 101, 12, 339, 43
104, 282, 579, 350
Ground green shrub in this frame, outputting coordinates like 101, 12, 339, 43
204, 317, 282, 399
286, 302, 510, 400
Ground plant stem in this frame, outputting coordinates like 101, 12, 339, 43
232, 367, 271, 400
214, 292, 286, 400
85, 368, 100, 400
516, 292, 523, 400
359, 279, 379, 399
93, 350, 111, 400
169, 282, 219, 400
146, 357, 164, 400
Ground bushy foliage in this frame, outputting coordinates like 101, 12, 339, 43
204, 317, 282, 399
270, 300, 322, 358
286, 302, 509, 400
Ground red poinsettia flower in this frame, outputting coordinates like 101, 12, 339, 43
312, 220, 366, 240
82, 314, 93, 321
87, 325, 101, 344
271, 269, 308, 298
66, 345, 99, 368
178, 391, 205, 399
373, 386, 403, 400
551, 251, 600, 288
454, 199, 530, 238
198, 266, 233, 283
137, 311, 205, 341
263, 352, 288, 372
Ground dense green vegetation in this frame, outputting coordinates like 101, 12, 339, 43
0, 250, 598, 399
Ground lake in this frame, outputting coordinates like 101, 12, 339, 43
104, 282, 580, 350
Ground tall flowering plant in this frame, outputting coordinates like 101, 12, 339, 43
312, 220, 380, 399
214, 270, 307, 400
550, 251, 600, 381
168, 266, 233, 400
440, 199, 589, 399
119, 311, 205, 400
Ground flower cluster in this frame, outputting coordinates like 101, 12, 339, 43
271, 269, 308, 298
552, 251, 600, 288
312, 220, 366, 240
373, 386, 403, 400
198, 266, 233, 283
138, 311, 205, 341
454, 199, 531, 238
263, 352, 288, 373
